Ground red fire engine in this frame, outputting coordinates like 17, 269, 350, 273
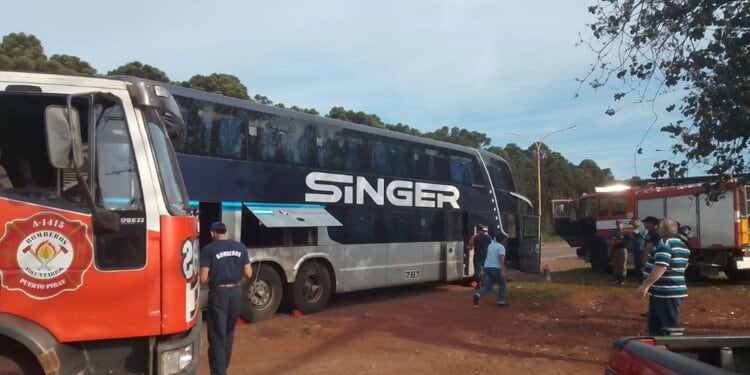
0, 72, 200, 374
552, 177, 750, 281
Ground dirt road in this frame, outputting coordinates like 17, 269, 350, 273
198, 246, 750, 374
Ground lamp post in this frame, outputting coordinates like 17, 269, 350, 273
507, 124, 576, 217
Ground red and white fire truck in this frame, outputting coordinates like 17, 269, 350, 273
552, 177, 750, 281
0, 72, 200, 374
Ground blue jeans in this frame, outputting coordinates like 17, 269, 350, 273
476, 267, 507, 303
207, 286, 243, 375
647, 296, 682, 336
473, 254, 486, 285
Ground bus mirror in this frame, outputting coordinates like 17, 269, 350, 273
45, 105, 84, 169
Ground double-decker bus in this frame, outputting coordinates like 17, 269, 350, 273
166, 83, 541, 322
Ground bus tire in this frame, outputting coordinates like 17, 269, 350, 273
725, 260, 750, 282
241, 264, 283, 323
0, 340, 43, 375
290, 261, 332, 314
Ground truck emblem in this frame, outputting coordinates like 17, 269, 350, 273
0, 212, 93, 299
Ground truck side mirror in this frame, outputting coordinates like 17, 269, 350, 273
44, 105, 84, 169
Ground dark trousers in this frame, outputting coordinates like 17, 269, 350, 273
207, 286, 243, 375
632, 248, 645, 282
473, 254, 486, 285
647, 296, 683, 336
476, 267, 507, 303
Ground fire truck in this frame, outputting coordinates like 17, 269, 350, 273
552, 177, 750, 282
0, 72, 200, 374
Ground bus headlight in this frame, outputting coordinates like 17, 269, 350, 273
161, 344, 193, 374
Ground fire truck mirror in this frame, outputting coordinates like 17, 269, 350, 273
44, 105, 84, 169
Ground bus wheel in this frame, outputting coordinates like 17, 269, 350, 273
0, 340, 43, 375
241, 264, 283, 323
291, 261, 332, 314
725, 260, 750, 282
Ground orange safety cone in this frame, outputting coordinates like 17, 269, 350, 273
470, 281, 478, 288
292, 309, 304, 317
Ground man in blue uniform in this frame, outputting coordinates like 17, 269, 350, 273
200, 221, 253, 375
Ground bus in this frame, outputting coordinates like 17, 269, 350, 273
165, 83, 541, 322
0, 72, 200, 374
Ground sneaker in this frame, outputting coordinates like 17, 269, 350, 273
497, 302, 509, 307
473, 294, 479, 307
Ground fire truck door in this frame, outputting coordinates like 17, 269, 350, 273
518, 214, 541, 274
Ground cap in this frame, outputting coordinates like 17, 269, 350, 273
482, 226, 488, 232
643, 216, 659, 224
615, 220, 624, 225
475, 224, 484, 231
209, 221, 227, 232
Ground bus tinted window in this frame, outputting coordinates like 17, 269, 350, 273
178, 98, 246, 160
449, 154, 483, 186
370, 136, 410, 177
486, 157, 515, 191
414, 147, 450, 182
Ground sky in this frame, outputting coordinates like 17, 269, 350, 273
0, 0, 692, 181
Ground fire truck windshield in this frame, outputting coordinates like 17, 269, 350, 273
144, 108, 190, 215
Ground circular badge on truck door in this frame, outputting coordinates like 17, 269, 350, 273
0, 212, 93, 299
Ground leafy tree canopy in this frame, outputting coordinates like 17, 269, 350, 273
48, 54, 97, 76
0, 32, 96, 76
424, 126, 491, 149
108, 61, 170, 82
580, 0, 750, 184
183, 73, 249, 100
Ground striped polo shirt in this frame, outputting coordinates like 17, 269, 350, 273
642, 235, 689, 298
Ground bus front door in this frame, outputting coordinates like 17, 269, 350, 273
518, 214, 541, 274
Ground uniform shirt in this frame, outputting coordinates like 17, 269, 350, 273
200, 239, 250, 287
630, 223, 647, 251
473, 233, 492, 258
484, 241, 506, 269
643, 235, 689, 298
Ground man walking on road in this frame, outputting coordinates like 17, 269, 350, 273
200, 221, 253, 375
637, 218, 689, 335
473, 232, 509, 307
470, 225, 492, 288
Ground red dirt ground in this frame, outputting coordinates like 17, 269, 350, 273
197, 247, 750, 374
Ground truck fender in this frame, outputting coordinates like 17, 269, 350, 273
0, 312, 85, 375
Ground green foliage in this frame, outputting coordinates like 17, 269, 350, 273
48, 54, 96, 76
423, 126, 491, 148
108, 61, 170, 82
581, 0, 750, 187
183, 73, 249, 100
327, 106, 385, 128
0, 32, 96, 76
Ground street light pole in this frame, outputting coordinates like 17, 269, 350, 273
507, 124, 576, 217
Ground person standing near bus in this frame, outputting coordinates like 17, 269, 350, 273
471, 225, 492, 288
628, 217, 648, 283
473, 232, 509, 307
608, 220, 631, 285
637, 218, 689, 335
200, 221, 253, 375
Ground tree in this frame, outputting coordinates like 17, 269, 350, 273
48, 54, 97, 76
0, 32, 49, 72
326, 106, 385, 128
580, 1, 750, 184
424, 126, 491, 149
184, 73, 249, 100
108, 61, 170, 82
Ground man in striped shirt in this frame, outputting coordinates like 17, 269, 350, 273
637, 218, 690, 336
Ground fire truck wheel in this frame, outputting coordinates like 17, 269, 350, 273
0, 340, 43, 375
241, 264, 284, 323
589, 238, 611, 273
725, 261, 750, 282
290, 260, 332, 314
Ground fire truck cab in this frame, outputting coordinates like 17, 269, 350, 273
553, 179, 750, 281
0, 72, 200, 374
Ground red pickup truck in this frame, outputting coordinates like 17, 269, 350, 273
606, 332, 750, 374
